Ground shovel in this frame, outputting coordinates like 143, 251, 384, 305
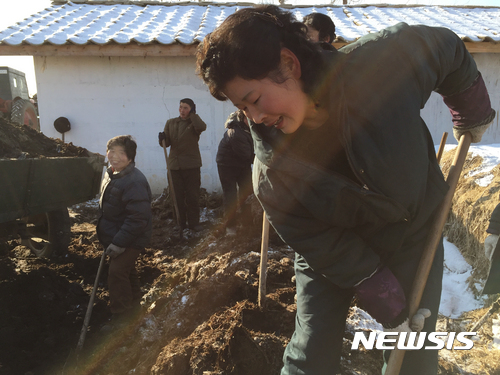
258, 212, 270, 309
76, 247, 106, 354
385, 132, 472, 375
162, 140, 183, 239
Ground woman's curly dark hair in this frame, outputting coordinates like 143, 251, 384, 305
196, 5, 325, 101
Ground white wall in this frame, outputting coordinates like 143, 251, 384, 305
34, 55, 234, 194
34, 53, 499, 194
421, 53, 500, 145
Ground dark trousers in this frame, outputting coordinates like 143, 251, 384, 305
108, 247, 142, 314
281, 218, 444, 375
170, 168, 201, 228
217, 164, 253, 228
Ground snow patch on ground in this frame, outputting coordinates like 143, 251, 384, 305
440, 143, 500, 187
346, 306, 383, 333
440, 239, 483, 318
493, 315, 500, 350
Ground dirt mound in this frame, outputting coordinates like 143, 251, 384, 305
441, 147, 500, 290
0, 144, 499, 374
0, 117, 90, 158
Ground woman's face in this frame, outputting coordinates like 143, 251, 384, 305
107, 145, 131, 172
223, 75, 314, 135
179, 102, 192, 119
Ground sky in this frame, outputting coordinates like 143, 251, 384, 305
1, 0, 500, 96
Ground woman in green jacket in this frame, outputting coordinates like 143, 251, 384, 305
196, 6, 495, 374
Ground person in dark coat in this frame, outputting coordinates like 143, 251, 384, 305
158, 98, 207, 231
216, 110, 255, 236
485, 202, 500, 261
196, 5, 496, 375
97, 135, 152, 322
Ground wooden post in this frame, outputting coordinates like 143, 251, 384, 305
162, 140, 182, 236
258, 212, 270, 309
436, 132, 448, 164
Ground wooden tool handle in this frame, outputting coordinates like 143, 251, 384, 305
385, 132, 472, 375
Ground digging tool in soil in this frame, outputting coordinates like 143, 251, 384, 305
385, 132, 472, 375
258, 211, 270, 309
470, 297, 500, 333
162, 140, 183, 239
76, 246, 106, 354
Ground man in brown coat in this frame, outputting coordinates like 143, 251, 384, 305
159, 98, 207, 231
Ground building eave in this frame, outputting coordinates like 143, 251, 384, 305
0, 42, 197, 57
1, 40, 498, 57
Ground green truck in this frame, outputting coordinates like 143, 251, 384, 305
0, 66, 38, 130
0, 154, 105, 257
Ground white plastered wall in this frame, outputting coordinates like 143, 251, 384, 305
421, 53, 500, 145
34, 55, 235, 195
33, 53, 499, 195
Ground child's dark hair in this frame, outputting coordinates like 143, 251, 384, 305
303, 13, 336, 43
196, 5, 325, 101
236, 109, 246, 123
107, 135, 137, 162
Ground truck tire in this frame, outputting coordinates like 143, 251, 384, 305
10, 99, 39, 131
22, 209, 71, 258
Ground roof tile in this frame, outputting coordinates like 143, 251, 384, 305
0, 2, 499, 46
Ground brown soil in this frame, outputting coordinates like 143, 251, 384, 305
0, 116, 90, 159
0, 120, 498, 375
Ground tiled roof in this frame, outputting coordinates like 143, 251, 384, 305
1, 1, 499, 46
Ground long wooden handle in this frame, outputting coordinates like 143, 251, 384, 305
436, 132, 448, 164
76, 249, 106, 353
258, 212, 270, 309
162, 141, 182, 230
385, 132, 472, 375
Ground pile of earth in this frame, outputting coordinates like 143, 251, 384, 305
0, 126, 498, 375
0, 116, 90, 158
0, 194, 385, 375
1, 193, 497, 375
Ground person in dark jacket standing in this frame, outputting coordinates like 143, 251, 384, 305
485, 202, 500, 261
216, 110, 255, 236
97, 135, 152, 323
159, 98, 207, 232
196, 6, 496, 375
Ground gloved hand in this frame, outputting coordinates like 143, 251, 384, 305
105, 243, 126, 259
384, 308, 432, 333
453, 115, 494, 143
484, 234, 499, 261
158, 132, 166, 147
442, 72, 496, 144
190, 103, 196, 114
354, 266, 406, 324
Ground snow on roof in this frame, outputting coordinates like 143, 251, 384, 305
0, 2, 499, 46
